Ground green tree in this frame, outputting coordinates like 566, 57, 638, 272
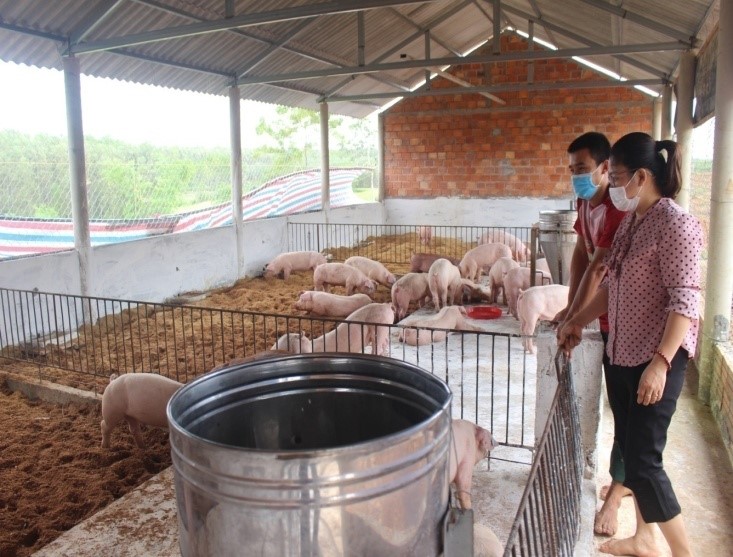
255, 106, 343, 168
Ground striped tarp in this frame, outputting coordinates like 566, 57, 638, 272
0, 168, 369, 259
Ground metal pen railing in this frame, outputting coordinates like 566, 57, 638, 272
0, 286, 534, 453
287, 223, 535, 265
503, 351, 584, 556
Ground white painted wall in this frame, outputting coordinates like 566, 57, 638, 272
535, 324, 604, 474
384, 197, 572, 227
0, 203, 383, 304
0, 250, 81, 294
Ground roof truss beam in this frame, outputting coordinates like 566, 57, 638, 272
388, 7, 461, 56
575, 0, 698, 46
240, 41, 685, 85
321, 0, 473, 98
492, 2, 673, 79
325, 78, 663, 102
65, 0, 436, 55
69, 0, 125, 44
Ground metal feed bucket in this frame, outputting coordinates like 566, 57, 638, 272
539, 209, 578, 286
167, 353, 452, 557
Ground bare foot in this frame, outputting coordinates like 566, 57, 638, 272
600, 482, 633, 501
595, 482, 633, 536
599, 535, 661, 557
595, 503, 618, 536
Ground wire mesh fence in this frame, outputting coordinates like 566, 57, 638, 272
0, 156, 374, 259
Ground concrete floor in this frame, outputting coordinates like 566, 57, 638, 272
591, 364, 733, 556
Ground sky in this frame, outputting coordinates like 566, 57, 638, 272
0, 60, 281, 149
0, 59, 716, 158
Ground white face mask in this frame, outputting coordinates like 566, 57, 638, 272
609, 171, 640, 212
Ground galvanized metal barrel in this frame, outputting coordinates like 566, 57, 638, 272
167, 353, 452, 557
539, 209, 578, 286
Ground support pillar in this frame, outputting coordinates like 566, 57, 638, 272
675, 51, 696, 211
661, 83, 674, 140
62, 55, 91, 296
320, 102, 330, 214
699, 0, 733, 403
229, 85, 244, 278
377, 113, 385, 203
652, 98, 663, 140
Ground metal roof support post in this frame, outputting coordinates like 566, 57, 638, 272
229, 85, 244, 278
699, 0, 733, 404
62, 54, 91, 297
377, 113, 385, 203
320, 102, 330, 217
661, 83, 674, 139
675, 51, 696, 211
652, 97, 663, 140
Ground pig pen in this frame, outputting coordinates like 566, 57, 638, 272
0, 227, 563, 553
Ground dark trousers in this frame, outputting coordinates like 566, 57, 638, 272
605, 348, 688, 523
601, 332, 625, 483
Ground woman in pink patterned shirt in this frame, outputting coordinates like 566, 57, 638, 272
559, 132, 702, 557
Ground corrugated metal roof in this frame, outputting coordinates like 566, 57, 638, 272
0, 0, 719, 118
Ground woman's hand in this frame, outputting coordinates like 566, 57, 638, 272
557, 319, 583, 354
637, 359, 668, 405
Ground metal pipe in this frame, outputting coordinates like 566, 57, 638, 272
492, 0, 501, 54
62, 55, 92, 297
377, 113, 385, 203
68, 0, 432, 54
229, 84, 244, 278
320, 102, 330, 214
652, 97, 663, 140
240, 42, 684, 85
661, 83, 674, 139
675, 51, 695, 210
327, 78, 662, 102
699, 2, 733, 403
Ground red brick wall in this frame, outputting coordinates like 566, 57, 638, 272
384, 34, 654, 199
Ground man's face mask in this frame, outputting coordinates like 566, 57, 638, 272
571, 166, 601, 200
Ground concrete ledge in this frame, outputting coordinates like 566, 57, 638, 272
34, 467, 179, 557
0, 371, 100, 406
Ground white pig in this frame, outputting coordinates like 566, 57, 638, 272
503, 266, 553, 318
478, 230, 530, 263
428, 258, 463, 310
270, 332, 312, 353
410, 252, 461, 273
418, 225, 433, 246
399, 306, 483, 346
313, 262, 377, 296
534, 257, 551, 277
517, 284, 570, 353
311, 303, 394, 356
344, 256, 396, 287
487, 256, 519, 304
458, 243, 512, 282
449, 419, 497, 510
100, 373, 182, 449
474, 523, 504, 557
391, 273, 432, 320
264, 251, 327, 279
294, 291, 372, 318
346, 302, 395, 356
458, 278, 493, 305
